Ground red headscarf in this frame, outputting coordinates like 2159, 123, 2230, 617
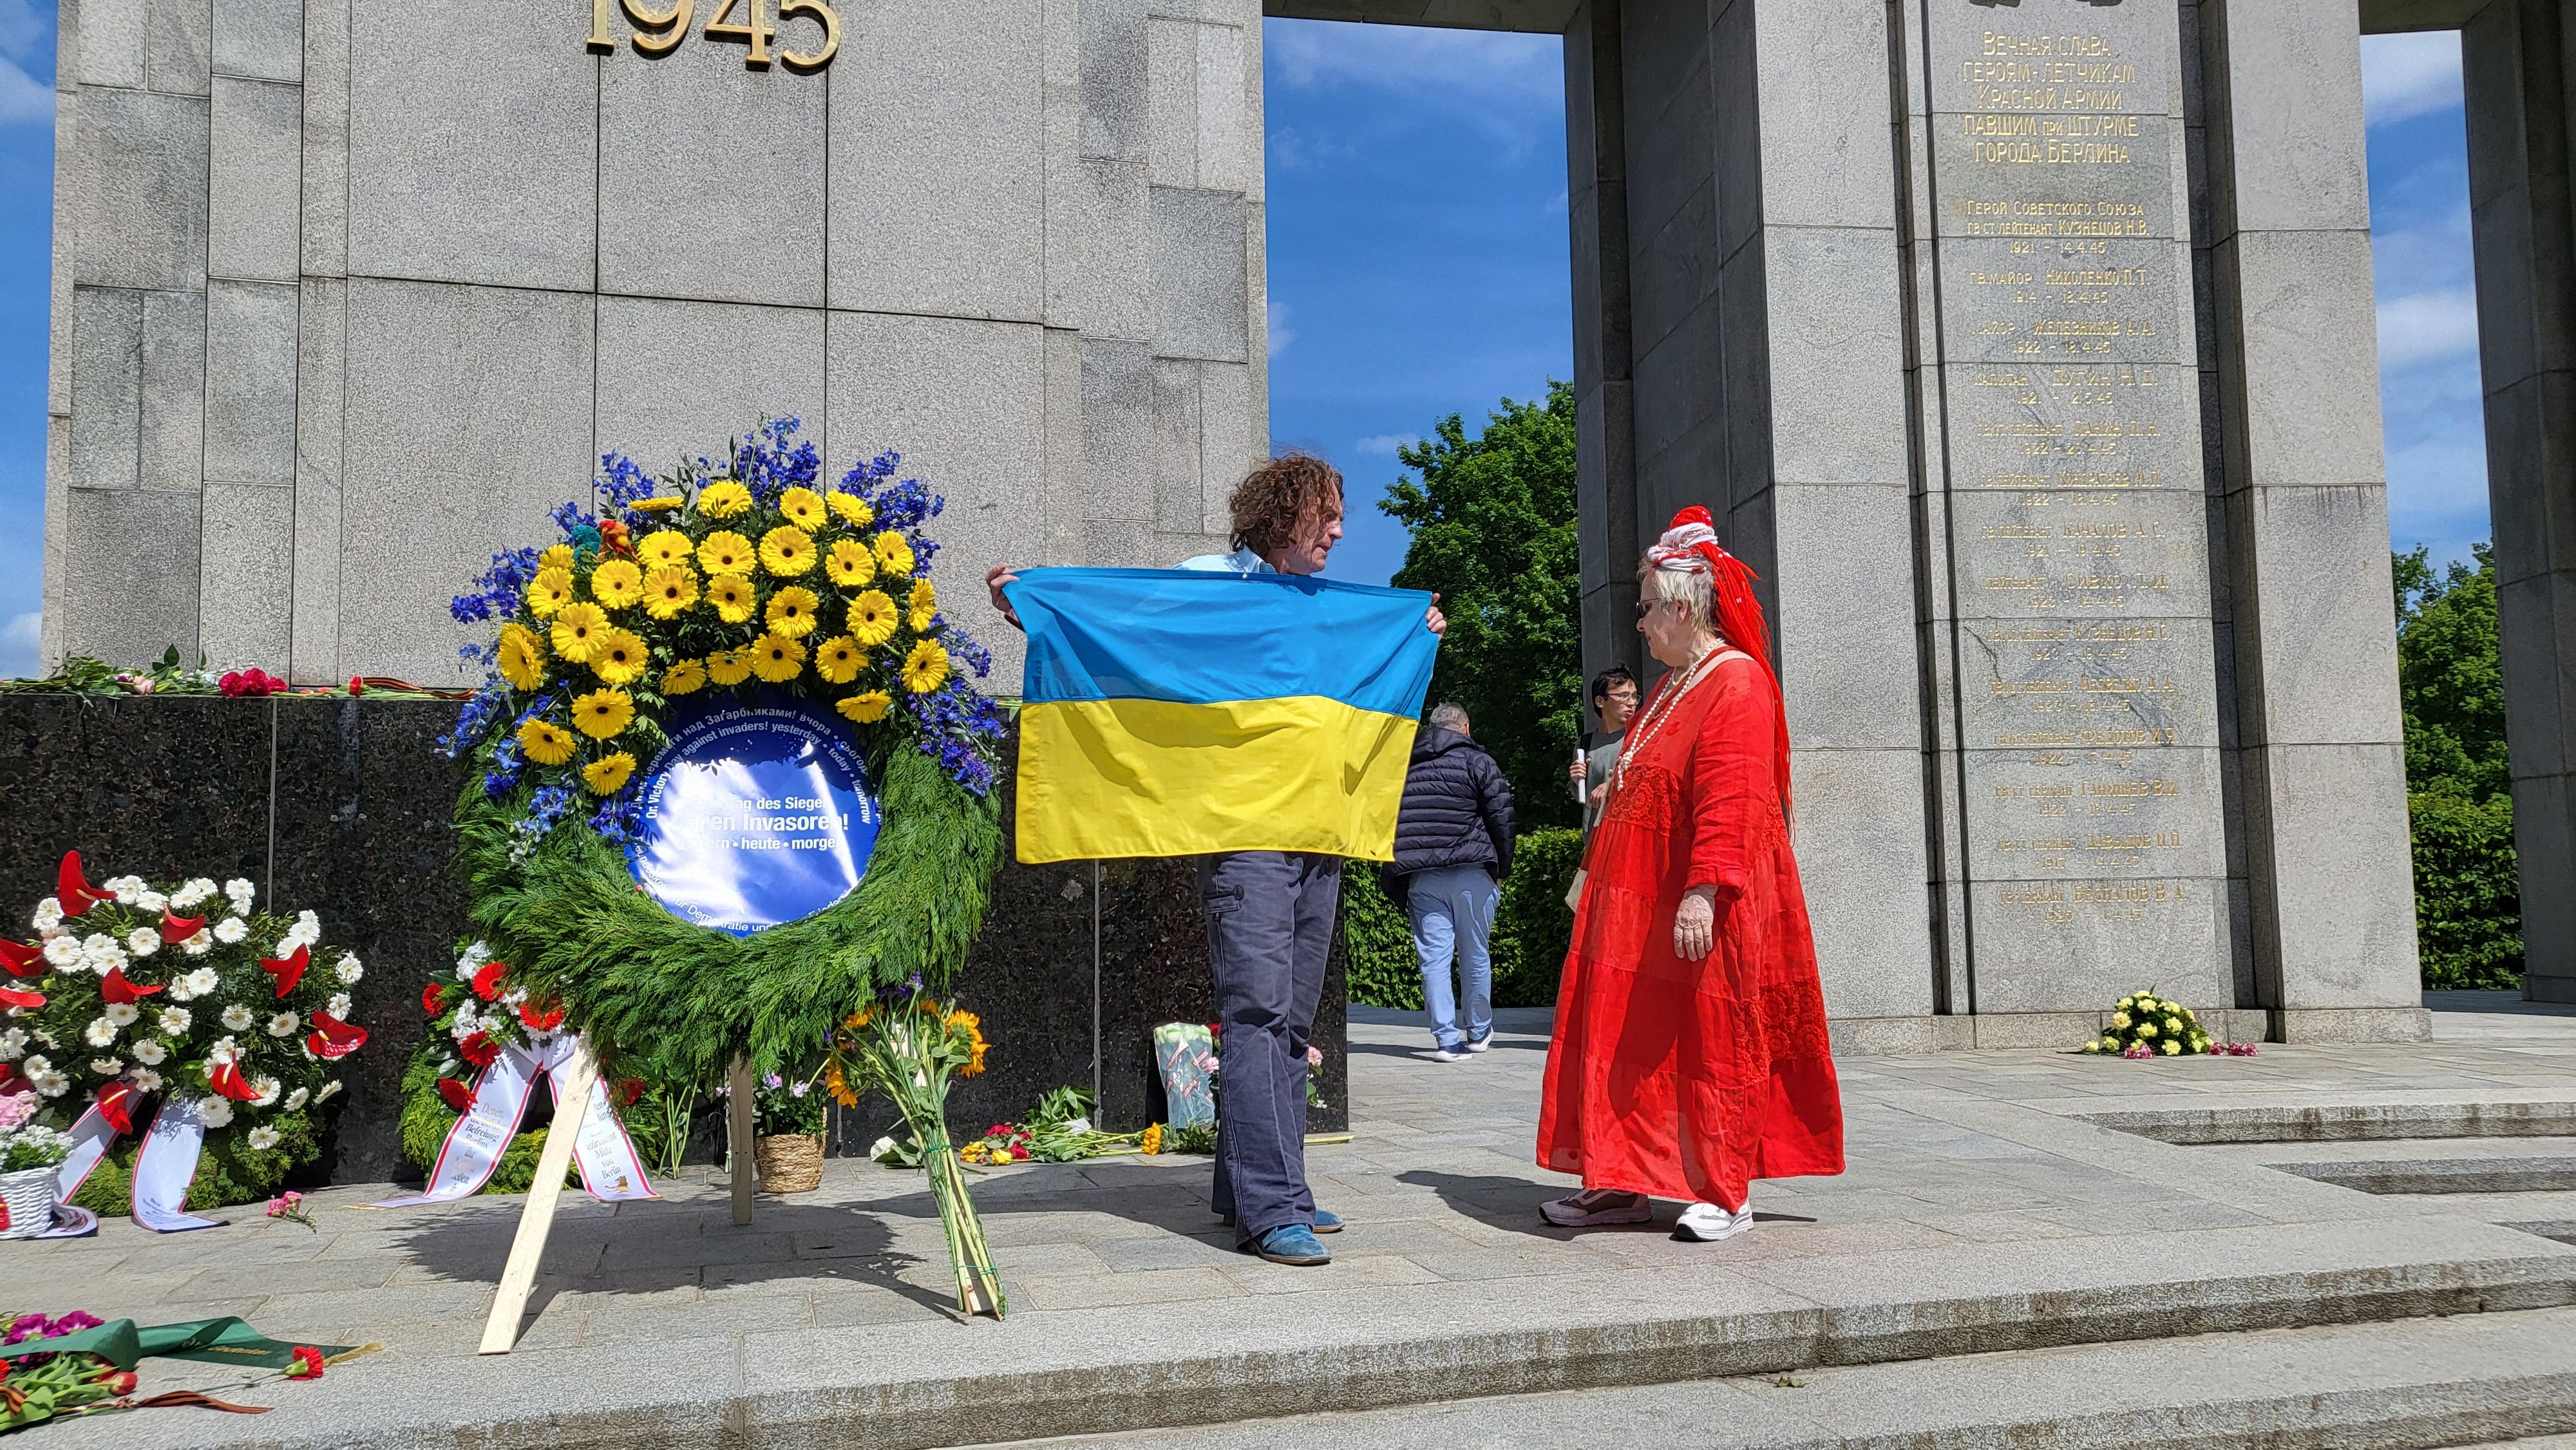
1647, 505, 1792, 814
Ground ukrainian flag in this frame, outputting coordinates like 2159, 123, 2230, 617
1005, 568, 1441, 863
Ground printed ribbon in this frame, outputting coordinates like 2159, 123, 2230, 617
368, 1034, 654, 1209
48, 1097, 226, 1234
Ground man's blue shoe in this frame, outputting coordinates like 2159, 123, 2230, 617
1221, 1209, 1342, 1234
1246, 1224, 1331, 1265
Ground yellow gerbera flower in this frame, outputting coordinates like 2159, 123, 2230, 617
643, 563, 699, 620
589, 558, 644, 610
848, 589, 898, 647
551, 601, 610, 662
582, 750, 637, 795
661, 657, 708, 696
873, 532, 915, 579
516, 717, 577, 767
527, 567, 574, 619
765, 586, 820, 639
697, 479, 753, 518
824, 537, 876, 589
697, 531, 755, 576
750, 632, 806, 683
706, 573, 757, 625
638, 529, 694, 569
901, 638, 950, 695
707, 648, 753, 686
813, 635, 864, 684
777, 487, 827, 531
498, 623, 547, 692
540, 544, 576, 572
837, 690, 891, 724
760, 525, 816, 577
907, 579, 937, 633
828, 491, 875, 529
629, 496, 685, 514
589, 628, 648, 686
571, 687, 636, 740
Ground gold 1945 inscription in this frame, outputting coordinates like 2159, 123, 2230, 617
589, 0, 838, 70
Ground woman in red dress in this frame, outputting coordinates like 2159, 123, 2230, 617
1535, 505, 1844, 1241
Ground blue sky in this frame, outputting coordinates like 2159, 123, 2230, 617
0, 17, 2486, 673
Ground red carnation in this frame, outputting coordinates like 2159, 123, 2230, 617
158, 910, 204, 945
436, 1077, 476, 1112
0, 940, 41, 977
305, 1012, 368, 1061
258, 943, 310, 998
99, 967, 163, 1005
470, 961, 508, 1003
518, 1000, 564, 1033
93, 1368, 138, 1396
56, 851, 113, 918
347, 676, 364, 697
459, 1032, 501, 1069
421, 982, 447, 1015
285, 1345, 326, 1379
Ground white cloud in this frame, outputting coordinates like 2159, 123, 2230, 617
2360, 32, 2462, 129
0, 612, 39, 680
0, 57, 48, 124
2376, 287, 2480, 370
1267, 299, 1294, 359
1354, 433, 1419, 457
1268, 21, 1561, 107
0, 0, 52, 123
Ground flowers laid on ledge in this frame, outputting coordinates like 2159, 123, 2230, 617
827, 977, 1005, 1316
2079, 989, 2253, 1058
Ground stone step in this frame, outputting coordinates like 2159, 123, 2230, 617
2273, 1153, 2576, 1196
994, 1307, 2576, 1449
2079, 1099, 2576, 1144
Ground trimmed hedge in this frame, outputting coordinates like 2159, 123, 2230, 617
2410, 791, 2525, 990
1343, 828, 1581, 1013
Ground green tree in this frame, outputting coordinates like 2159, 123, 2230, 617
2392, 545, 2523, 988
1378, 382, 1582, 827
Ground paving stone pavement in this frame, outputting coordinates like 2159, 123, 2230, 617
6, 991, 2573, 1448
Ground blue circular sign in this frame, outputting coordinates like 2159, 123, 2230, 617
629, 694, 882, 936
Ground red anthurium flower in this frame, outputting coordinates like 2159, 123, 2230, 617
618, 1077, 645, 1107
56, 851, 113, 918
436, 1077, 476, 1113
459, 1032, 502, 1069
304, 1012, 368, 1060
0, 986, 44, 1012
258, 943, 310, 998
99, 967, 163, 1005
0, 1063, 23, 1095
285, 1345, 327, 1380
518, 1001, 565, 1033
421, 982, 447, 1016
159, 911, 205, 945
470, 961, 508, 1003
0, 940, 42, 977
95, 1079, 137, 1135
208, 1059, 263, 1103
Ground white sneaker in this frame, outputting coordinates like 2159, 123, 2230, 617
1430, 1046, 1468, 1062
1465, 1037, 1492, 1053
1673, 1200, 1754, 1243
1540, 1189, 1653, 1227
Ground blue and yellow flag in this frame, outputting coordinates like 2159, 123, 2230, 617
1005, 568, 1440, 863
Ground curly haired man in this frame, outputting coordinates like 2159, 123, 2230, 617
986, 453, 1443, 1266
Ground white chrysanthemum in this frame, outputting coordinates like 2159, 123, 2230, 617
221, 1004, 254, 1032
133, 1039, 166, 1065
32, 1069, 68, 1097
20, 1053, 51, 1078
157, 1006, 192, 1035
455, 941, 491, 981
170, 967, 219, 1001
266, 1012, 298, 1038
196, 1097, 234, 1128
213, 918, 249, 945
334, 954, 363, 985
137, 891, 167, 916
83, 1017, 117, 1048
81, 932, 118, 960
42, 936, 79, 968
293, 909, 321, 939
32, 1030, 55, 1050
126, 927, 160, 959
223, 879, 256, 914
90, 1057, 122, 1077
247, 1125, 281, 1151
180, 930, 212, 956
89, 947, 126, 977
103, 1003, 139, 1028
250, 1075, 280, 1107
0, 1027, 25, 1059
325, 993, 352, 1020
315, 1080, 341, 1103
450, 1012, 486, 1042
284, 1086, 310, 1111
169, 879, 215, 911
205, 1035, 239, 1062
31, 898, 62, 932
104, 875, 143, 905
131, 1067, 162, 1093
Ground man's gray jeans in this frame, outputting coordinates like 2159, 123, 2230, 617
1199, 849, 1340, 1243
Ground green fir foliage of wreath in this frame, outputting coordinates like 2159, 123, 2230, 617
455, 736, 1001, 1089
68, 1112, 321, 1216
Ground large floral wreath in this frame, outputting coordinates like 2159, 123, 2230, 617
436, 419, 1005, 1092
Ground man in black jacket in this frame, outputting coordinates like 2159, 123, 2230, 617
1388, 704, 1517, 1060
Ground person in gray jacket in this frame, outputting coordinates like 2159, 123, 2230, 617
1388, 703, 1517, 1060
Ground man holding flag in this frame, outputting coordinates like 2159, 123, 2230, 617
986, 453, 1443, 1266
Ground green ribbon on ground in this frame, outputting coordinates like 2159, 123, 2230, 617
15, 1318, 357, 1373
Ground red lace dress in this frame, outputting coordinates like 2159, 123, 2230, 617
1535, 652, 1844, 1210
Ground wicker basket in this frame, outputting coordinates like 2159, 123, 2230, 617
755, 1134, 824, 1194
0, 1165, 61, 1240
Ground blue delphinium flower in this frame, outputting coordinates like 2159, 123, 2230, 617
550, 498, 594, 538
589, 791, 644, 844
451, 545, 542, 625
440, 680, 515, 758
483, 737, 525, 799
